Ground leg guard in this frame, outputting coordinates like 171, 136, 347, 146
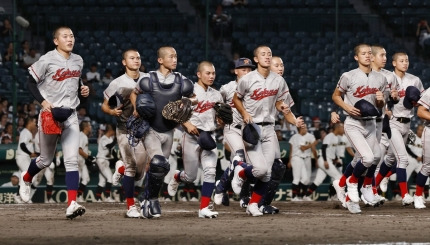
215, 167, 231, 194
142, 155, 170, 218
143, 155, 170, 200
260, 159, 286, 206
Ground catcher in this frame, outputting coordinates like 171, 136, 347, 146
129, 46, 196, 219
167, 61, 233, 218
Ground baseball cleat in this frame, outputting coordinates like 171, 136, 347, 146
140, 200, 153, 219
259, 205, 279, 214
112, 160, 125, 186
126, 205, 142, 218
360, 185, 377, 205
231, 165, 244, 195
402, 193, 414, 206
346, 201, 361, 214
240, 197, 250, 208
346, 177, 360, 203
379, 177, 389, 193
66, 200, 86, 219
246, 203, 263, 217
168, 170, 180, 197
19, 171, 31, 203
332, 179, 346, 206
302, 195, 313, 201
199, 207, 219, 218
414, 195, 426, 209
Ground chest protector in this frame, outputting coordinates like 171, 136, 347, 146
139, 71, 191, 133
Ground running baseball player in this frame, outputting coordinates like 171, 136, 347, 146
332, 43, 386, 214
413, 90, 430, 208
270, 56, 284, 76
332, 44, 398, 207
130, 46, 195, 218
160, 126, 184, 201
101, 48, 148, 218
20, 26, 89, 219
231, 45, 304, 216
213, 57, 254, 208
77, 121, 92, 202
373, 52, 424, 206
168, 61, 224, 218
304, 123, 344, 200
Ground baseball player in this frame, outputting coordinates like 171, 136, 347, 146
231, 45, 304, 216
412, 90, 430, 208
20, 26, 89, 219
168, 61, 223, 218
332, 44, 398, 207
160, 126, 184, 201
130, 46, 195, 218
270, 56, 284, 76
77, 121, 93, 202
15, 116, 39, 203
101, 48, 148, 218
332, 43, 386, 214
304, 123, 344, 200
373, 52, 424, 206
33, 131, 57, 204
405, 126, 426, 184
94, 123, 116, 202
213, 57, 255, 208
288, 124, 318, 201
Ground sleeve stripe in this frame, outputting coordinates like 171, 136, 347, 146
29, 66, 40, 81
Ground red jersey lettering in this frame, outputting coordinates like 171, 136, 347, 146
353, 86, 379, 98
250, 88, 278, 101
52, 68, 81, 81
194, 101, 215, 113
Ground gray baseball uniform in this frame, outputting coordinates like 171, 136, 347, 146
236, 70, 292, 182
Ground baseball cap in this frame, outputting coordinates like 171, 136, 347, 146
354, 99, 381, 117
235, 58, 255, 69
12, 171, 20, 178
242, 123, 261, 145
198, 130, 217, 151
403, 86, 421, 109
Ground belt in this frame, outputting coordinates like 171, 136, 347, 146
376, 118, 382, 122
396, 117, 411, 123
256, 122, 273, 126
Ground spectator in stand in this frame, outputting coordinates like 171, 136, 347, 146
0, 113, 9, 132
86, 63, 101, 82
417, 19, 430, 49
19, 40, 30, 61
0, 18, 12, 37
101, 68, 114, 85
211, 5, 232, 45
26, 102, 39, 117
1, 171, 20, 187
222, 0, 248, 8
308, 116, 322, 135
3, 42, 18, 62
22, 48, 41, 68
77, 107, 91, 124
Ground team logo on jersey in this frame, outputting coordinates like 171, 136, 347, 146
353, 85, 379, 98
194, 101, 215, 113
228, 101, 236, 108
398, 89, 406, 98
52, 68, 81, 81
250, 88, 278, 100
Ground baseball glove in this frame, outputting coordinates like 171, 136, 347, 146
214, 102, 233, 124
162, 98, 193, 124
41, 111, 62, 135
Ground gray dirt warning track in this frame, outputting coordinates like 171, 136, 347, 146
1, 200, 430, 245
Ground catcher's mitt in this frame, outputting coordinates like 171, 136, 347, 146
126, 115, 150, 147
162, 98, 193, 124
214, 102, 233, 124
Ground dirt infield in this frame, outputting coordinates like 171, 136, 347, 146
1, 200, 430, 245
